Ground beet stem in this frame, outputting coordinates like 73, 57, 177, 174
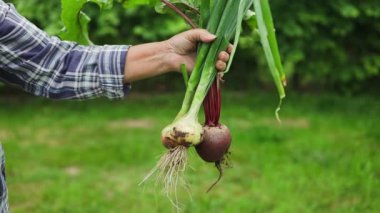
203, 77, 221, 127
160, 0, 198, 29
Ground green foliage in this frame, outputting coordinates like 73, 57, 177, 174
8, 0, 62, 35
268, 0, 380, 89
121, 0, 159, 8
60, 0, 114, 44
59, 0, 199, 44
8, 0, 380, 91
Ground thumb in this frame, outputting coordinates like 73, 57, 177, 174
185, 29, 217, 43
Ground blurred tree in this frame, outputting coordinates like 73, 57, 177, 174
9, 0, 63, 35
268, 0, 380, 91
4, 0, 380, 93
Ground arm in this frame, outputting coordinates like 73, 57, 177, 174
0, 1, 129, 100
0, 1, 231, 100
124, 42, 171, 83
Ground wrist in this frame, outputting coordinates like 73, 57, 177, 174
157, 40, 175, 73
124, 41, 175, 83
160, 40, 178, 73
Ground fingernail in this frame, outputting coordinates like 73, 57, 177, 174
208, 34, 217, 40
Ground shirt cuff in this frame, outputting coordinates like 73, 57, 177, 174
96, 44, 131, 99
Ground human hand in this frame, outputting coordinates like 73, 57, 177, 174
164, 29, 233, 72
124, 29, 233, 83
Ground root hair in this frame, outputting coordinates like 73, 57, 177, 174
140, 146, 189, 212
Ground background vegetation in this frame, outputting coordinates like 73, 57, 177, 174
1, 0, 379, 212
6, 0, 380, 93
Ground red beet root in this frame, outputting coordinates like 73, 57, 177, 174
195, 124, 231, 162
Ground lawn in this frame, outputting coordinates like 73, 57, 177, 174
0, 91, 379, 212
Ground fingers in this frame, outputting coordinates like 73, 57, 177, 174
185, 29, 216, 43
218, 51, 230, 62
215, 50, 231, 72
215, 60, 227, 72
227, 44, 233, 54
182, 29, 234, 72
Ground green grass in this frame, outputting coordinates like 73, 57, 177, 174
0, 91, 379, 212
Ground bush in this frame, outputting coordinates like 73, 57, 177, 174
270, 0, 380, 91
6, 0, 380, 92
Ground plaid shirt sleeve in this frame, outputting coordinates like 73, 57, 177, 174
0, 1, 131, 100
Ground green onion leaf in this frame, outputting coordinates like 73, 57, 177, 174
253, 0, 285, 99
254, 0, 285, 120
200, 0, 211, 28
261, 0, 286, 86
224, 0, 254, 74
180, 64, 189, 88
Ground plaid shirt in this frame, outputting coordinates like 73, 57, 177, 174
0, 0, 130, 100
0, 145, 7, 213
0, 1, 132, 212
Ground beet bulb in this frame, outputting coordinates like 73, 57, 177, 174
195, 124, 231, 162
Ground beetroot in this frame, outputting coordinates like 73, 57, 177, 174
195, 125, 231, 162
194, 76, 232, 192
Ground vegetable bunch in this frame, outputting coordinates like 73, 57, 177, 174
141, 0, 287, 207
160, 0, 285, 150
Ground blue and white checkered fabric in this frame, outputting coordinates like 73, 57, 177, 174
0, 145, 8, 213
0, 0, 130, 100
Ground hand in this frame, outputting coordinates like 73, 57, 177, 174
124, 29, 233, 83
164, 29, 233, 72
